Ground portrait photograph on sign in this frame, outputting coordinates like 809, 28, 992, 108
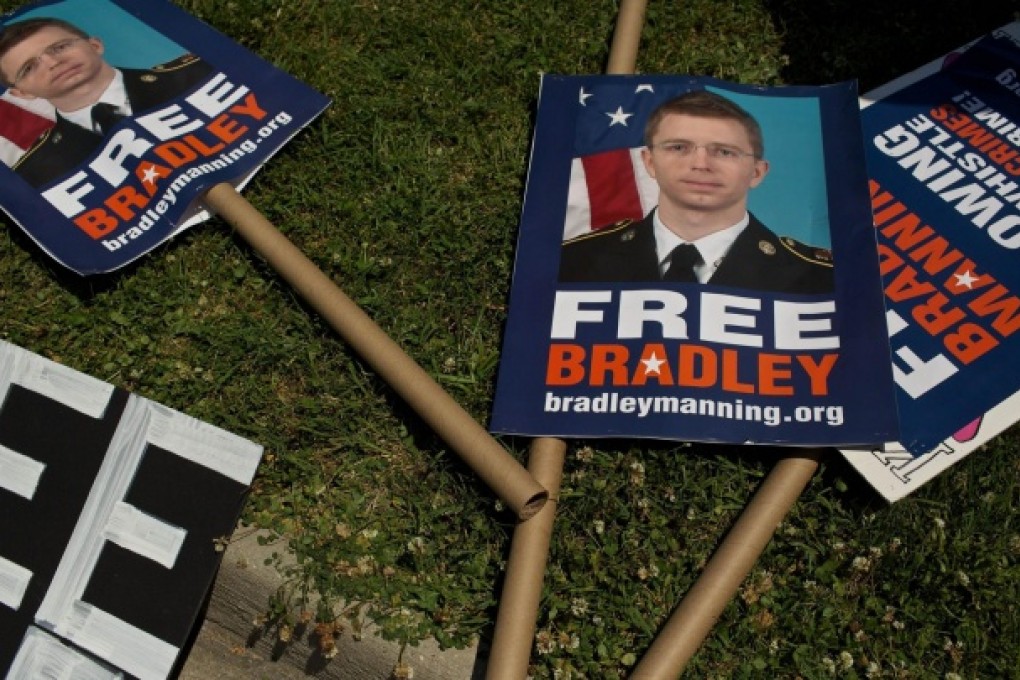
492, 75, 899, 448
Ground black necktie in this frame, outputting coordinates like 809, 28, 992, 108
91, 102, 126, 135
663, 243, 703, 282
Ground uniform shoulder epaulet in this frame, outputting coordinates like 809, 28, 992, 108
779, 235, 833, 267
563, 219, 635, 246
151, 53, 204, 73
11, 128, 54, 170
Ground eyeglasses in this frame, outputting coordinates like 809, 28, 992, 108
12, 37, 87, 84
650, 141, 757, 161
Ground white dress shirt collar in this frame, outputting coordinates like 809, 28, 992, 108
652, 210, 750, 283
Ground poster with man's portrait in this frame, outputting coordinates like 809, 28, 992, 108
492, 75, 900, 447
0, 0, 329, 275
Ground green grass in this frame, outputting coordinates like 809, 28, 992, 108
3, 0, 1020, 677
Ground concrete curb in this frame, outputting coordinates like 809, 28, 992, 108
178, 527, 484, 679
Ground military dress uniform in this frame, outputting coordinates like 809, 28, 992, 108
558, 211, 834, 294
13, 54, 214, 188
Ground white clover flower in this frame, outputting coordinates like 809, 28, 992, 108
593, 520, 605, 535
535, 629, 555, 654
852, 556, 872, 572
839, 651, 854, 670
570, 597, 589, 617
629, 461, 645, 486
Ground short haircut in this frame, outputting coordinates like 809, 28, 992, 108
643, 89, 765, 159
0, 17, 90, 85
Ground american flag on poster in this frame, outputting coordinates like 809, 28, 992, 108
0, 92, 54, 167
563, 83, 665, 241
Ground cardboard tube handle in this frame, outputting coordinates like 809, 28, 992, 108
485, 438, 567, 680
485, 0, 648, 672
631, 450, 824, 678
203, 183, 547, 520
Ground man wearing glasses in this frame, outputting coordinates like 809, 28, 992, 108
0, 17, 211, 188
558, 90, 834, 293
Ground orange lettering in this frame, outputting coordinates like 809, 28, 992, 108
720, 349, 754, 394
797, 354, 838, 396
631, 343, 673, 386
74, 208, 119, 239
590, 345, 629, 386
944, 324, 997, 364
207, 114, 248, 144
105, 186, 149, 221
545, 344, 585, 386
758, 353, 793, 396
677, 344, 716, 388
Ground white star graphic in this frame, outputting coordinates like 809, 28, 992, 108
641, 351, 666, 375
954, 270, 980, 289
579, 87, 594, 106
606, 106, 633, 126
635, 84, 654, 94
140, 164, 161, 185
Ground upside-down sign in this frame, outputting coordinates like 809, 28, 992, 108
0, 340, 263, 679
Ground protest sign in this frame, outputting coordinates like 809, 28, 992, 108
842, 21, 1020, 500
0, 340, 263, 679
0, 0, 329, 274
492, 75, 898, 448
0, 0, 548, 520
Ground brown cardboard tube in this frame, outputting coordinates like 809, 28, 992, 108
630, 449, 825, 678
202, 183, 547, 520
483, 0, 648, 673
485, 437, 567, 680
606, 0, 647, 74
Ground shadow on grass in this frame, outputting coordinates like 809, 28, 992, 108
765, 0, 1018, 90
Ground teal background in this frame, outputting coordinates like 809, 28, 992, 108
710, 85, 830, 248
10, 0, 187, 68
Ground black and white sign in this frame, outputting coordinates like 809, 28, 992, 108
0, 340, 263, 679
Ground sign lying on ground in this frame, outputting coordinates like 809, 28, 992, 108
492, 75, 899, 448
0, 340, 263, 679
844, 22, 1020, 501
0, 0, 329, 275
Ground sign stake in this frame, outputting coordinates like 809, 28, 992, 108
202, 183, 547, 520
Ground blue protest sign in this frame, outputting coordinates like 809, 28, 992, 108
492, 76, 899, 447
859, 30, 1020, 455
0, 0, 329, 274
